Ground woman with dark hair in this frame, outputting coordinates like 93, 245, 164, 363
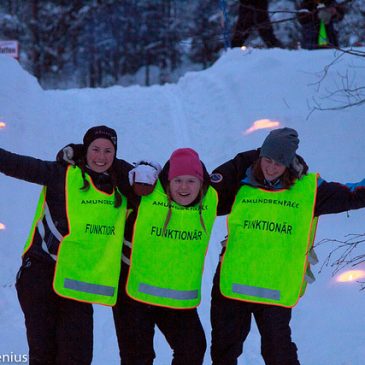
209, 127, 365, 365
0, 125, 135, 365
113, 148, 218, 365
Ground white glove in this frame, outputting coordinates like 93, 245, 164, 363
63, 146, 75, 165
128, 160, 162, 186
134, 160, 162, 173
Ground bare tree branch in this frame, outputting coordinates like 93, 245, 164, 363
316, 234, 365, 290
306, 47, 365, 117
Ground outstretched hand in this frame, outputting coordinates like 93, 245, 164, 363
129, 160, 162, 196
56, 143, 84, 166
62, 146, 75, 165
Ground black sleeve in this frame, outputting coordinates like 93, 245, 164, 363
0, 148, 64, 186
211, 149, 260, 216
315, 178, 365, 216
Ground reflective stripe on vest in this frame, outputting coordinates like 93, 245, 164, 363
122, 239, 132, 265
64, 278, 115, 297
42, 203, 63, 242
138, 283, 198, 300
220, 173, 318, 308
53, 166, 126, 306
23, 187, 63, 260
127, 180, 218, 309
232, 284, 280, 300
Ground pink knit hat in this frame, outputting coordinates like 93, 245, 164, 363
168, 148, 204, 182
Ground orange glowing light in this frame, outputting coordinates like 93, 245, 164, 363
0, 223, 5, 230
0, 122, 6, 128
336, 270, 365, 282
244, 119, 281, 135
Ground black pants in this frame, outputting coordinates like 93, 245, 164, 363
231, 1, 282, 48
16, 257, 93, 365
112, 266, 206, 365
210, 268, 300, 365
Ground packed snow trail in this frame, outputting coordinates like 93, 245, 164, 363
1, 48, 365, 364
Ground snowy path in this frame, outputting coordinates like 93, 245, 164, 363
1, 48, 365, 364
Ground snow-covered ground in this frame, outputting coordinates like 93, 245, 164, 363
0, 47, 365, 364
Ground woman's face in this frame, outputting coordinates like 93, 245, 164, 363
86, 138, 115, 173
169, 175, 202, 206
260, 157, 286, 182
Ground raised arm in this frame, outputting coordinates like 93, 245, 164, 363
315, 177, 365, 216
0, 147, 63, 186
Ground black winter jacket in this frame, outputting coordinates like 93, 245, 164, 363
0, 148, 134, 263
211, 149, 365, 217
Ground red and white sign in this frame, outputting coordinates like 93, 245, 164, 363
0, 40, 19, 59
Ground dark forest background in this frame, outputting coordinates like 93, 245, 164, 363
0, 0, 364, 89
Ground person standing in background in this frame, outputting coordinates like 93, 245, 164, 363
231, 0, 283, 48
297, 0, 346, 49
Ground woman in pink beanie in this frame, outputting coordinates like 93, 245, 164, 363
113, 147, 218, 365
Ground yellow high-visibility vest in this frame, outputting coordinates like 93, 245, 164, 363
220, 173, 318, 307
318, 20, 329, 46
127, 180, 218, 309
23, 166, 127, 306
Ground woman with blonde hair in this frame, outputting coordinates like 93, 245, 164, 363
114, 148, 218, 365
